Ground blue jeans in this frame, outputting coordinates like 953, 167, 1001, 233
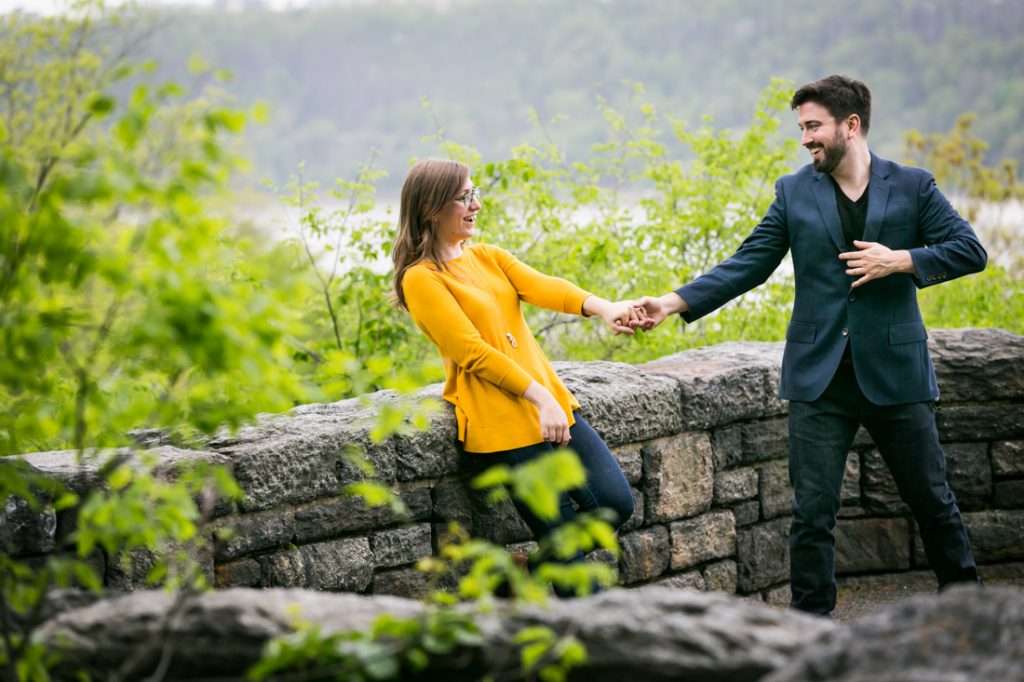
788, 361, 979, 615
464, 412, 634, 551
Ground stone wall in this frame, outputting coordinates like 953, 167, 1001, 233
8, 328, 1024, 601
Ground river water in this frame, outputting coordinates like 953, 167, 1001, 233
242, 196, 1024, 274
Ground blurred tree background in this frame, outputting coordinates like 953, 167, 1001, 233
132, 0, 1024, 193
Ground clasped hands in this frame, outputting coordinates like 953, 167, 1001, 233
588, 298, 646, 335
591, 294, 678, 335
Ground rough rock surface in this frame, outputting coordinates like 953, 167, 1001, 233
764, 584, 1024, 682
639, 341, 787, 429
37, 589, 423, 679
554, 360, 684, 446
929, 327, 1024, 402
37, 586, 831, 681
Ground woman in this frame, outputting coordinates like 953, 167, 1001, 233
391, 158, 636, 582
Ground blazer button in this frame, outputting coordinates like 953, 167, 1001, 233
842, 328, 849, 336
848, 293, 856, 302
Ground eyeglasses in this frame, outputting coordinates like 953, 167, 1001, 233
454, 187, 482, 207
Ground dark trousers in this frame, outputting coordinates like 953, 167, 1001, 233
465, 412, 634, 550
787, 361, 979, 615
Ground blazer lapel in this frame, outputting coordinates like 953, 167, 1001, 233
863, 153, 892, 243
812, 172, 846, 252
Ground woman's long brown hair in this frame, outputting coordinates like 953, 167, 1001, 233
390, 159, 469, 310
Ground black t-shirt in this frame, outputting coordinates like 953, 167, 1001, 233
831, 176, 868, 247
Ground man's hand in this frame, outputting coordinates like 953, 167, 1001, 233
632, 292, 688, 330
582, 296, 648, 335
839, 240, 916, 288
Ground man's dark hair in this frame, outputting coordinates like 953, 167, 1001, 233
791, 75, 872, 135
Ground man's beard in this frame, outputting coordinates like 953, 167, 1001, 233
810, 130, 847, 174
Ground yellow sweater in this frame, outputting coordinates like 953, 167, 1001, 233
403, 243, 592, 453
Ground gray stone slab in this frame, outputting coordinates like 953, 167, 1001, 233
944, 441, 992, 510
713, 467, 759, 505
554, 361, 684, 446
929, 328, 1024, 402
212, 509, 296, 562
732, 500, 762, 527
936, 403, 1024, 442
994, 479, 1024, 508
669, 510, 736, 571
763, 584, 1024, 682
619, 525, 670, 584
740, 418, 789, 465
214, 558, 262, 588
651, 570, 705, 591
370, 523, 432, 569
964, 510, 1024, 562
37, 586, 835, 681
611, 443, 643, 485
835, 517, 912, 574
371, 567, 433, 599
640, 341, 787, 430
260, 537, 373, 591
993, 440, 1024, 477
703, 559, 738, 593
758, 459, 792, 521
642, 432, 714, 523
736, 517, 790, 593
711, 426, 744, 470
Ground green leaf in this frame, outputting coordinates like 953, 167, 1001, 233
87, 94, 115, 117
471, 464, 511, 490
107, 465, 133, 490
521, 641, 551, 671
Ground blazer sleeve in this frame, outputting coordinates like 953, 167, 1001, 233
487, 245, 593, 314
677, 179, 792, 322
403, 265, 535, 397
907, 173, 988, 288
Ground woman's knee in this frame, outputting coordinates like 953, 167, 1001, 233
613, 492, 635, 528
599, 483, 634, 528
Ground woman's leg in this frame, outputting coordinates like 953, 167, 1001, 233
465, 441, 577, 542
564, 412, 635, 530
463, 418, 631, 597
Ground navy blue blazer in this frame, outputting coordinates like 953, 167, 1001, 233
676, 153, 987, 405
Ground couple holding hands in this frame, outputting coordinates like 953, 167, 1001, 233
390, 75, 986, 615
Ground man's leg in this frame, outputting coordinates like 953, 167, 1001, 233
864, 401, 980, 588
788, 365, 860, 615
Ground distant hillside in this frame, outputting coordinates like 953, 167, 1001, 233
139, 0, 1024, 193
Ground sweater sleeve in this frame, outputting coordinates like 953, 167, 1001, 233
486, 246, 593, 314
403, 265, 536, 397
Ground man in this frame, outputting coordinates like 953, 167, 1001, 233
635, 75, 985, 616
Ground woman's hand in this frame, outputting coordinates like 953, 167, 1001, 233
582, 296, 646, 335
523, 381, 570, 447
